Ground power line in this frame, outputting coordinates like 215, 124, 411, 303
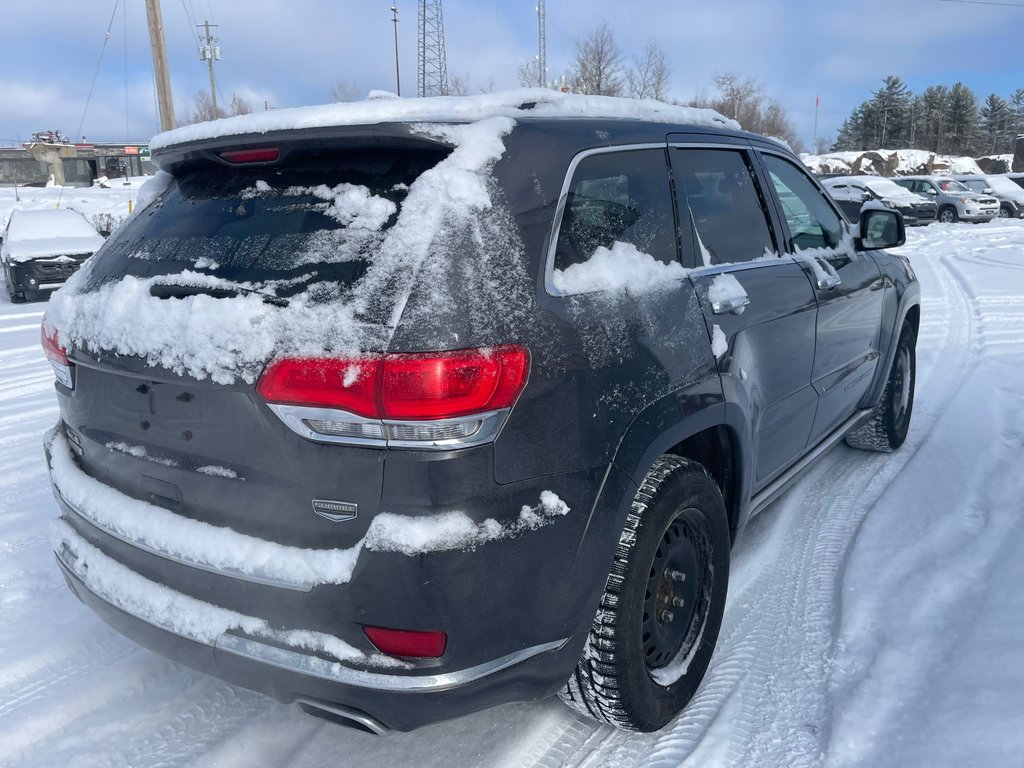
75, 0, 120, 141
936, 0, 1024, 7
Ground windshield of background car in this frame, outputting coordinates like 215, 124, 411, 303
984, 176, 1024, 195
937, 179, 970, 193
81, 146, 448, 298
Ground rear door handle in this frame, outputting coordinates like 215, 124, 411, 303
817, 275, 841, 290
711, 295, 750, 315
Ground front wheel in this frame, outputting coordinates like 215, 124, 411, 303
999, 205, 1012, 219
846, 320, 916, 452
938, 206, 958, 224
559, 456, 730, 732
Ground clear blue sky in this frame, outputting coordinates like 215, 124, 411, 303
1, 0, 1021, 150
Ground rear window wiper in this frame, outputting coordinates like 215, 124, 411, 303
149, 283, 289, 307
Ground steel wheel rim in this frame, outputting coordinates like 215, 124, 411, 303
893, 345, 912, 425
641, 509, 711, 672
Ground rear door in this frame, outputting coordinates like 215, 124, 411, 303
669, 141, 818, 488
756, 150, 884, 446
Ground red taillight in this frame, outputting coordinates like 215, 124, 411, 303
218, 147, 280, 164
256, 357, 381, 418
256, 345, 529, 420
41, 322, 70, 365
363, 626, 447, 658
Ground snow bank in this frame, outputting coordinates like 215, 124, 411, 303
150, 89, 736, 151
552, 241, 688, 294
801, 148, 983, 177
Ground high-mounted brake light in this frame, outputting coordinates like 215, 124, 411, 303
218, 147, 280, 165
363, 626, 447, 659
256, 346, 529, 448
41, 320, 74, 389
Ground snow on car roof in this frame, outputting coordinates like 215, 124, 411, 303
8, 208, 100, 240
150, 88, 738, 151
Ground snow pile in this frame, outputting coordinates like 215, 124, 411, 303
363, 491, 570, 556
150, 88, 736, 151
552, 241, 688, 294
802, 149, 983, 177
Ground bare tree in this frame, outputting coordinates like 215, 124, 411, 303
479, 76, 497, 94
449, 74, 470, 97
330, 80, 361, 102
180, 90, 255, 125
568, 23, 624, 96
684, 72, 802, 152
711, 72, 760, 122
627, 39, 670, 100
230, 93, 252, 116
518, 58, 544, 88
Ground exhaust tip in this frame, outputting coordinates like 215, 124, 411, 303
295, 698, 391, 736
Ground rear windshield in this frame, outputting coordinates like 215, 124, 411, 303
83, 146, 448, 297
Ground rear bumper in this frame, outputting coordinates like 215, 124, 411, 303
44, 425, 613, 731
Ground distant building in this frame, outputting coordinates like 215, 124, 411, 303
0, 142, 155, 186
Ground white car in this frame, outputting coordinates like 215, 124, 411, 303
1, 209, 104, 302
892, 176, 1000, 224
822, 175, 937, 226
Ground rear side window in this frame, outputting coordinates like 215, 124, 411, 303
554, 149, 677, 272
672, 148, 775, 265
83, 147, 448, 296
762, 154, 843, 251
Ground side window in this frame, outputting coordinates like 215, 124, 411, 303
672, 148, 775, 265
761, 154, 843, 251
554, 149, 677, 272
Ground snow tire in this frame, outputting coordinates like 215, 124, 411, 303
846, 321, 916, 453
559, 455, 730, 732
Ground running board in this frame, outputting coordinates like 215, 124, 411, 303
748, 409, 873, 518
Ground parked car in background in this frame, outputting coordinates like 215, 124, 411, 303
953, 174, 1024, 219
822, 175, 937, 226
1, 209, 103, 302
41, 93, 919, 735
892, 176, 999, 223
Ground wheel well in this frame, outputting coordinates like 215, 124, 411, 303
904, 303, 920, 340
665, 426, 739, 541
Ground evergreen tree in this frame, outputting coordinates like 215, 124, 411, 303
1010, 88, 1024, 143
871, 76, 912, 148
943, 82, 978, 155
979, 94, 1012, 154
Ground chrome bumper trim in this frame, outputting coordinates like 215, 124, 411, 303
54, 544, 566, 692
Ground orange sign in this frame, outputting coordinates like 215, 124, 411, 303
124, 146, 139, 155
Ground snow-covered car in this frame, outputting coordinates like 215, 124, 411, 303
1, 209, 104, 302
892, 176, 999, 223
1007, 172, 1024, 191
822, 175, 937, 226
40, 90, 918, 734
952, 174, 1024, 219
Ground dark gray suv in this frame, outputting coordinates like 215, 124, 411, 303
42, 93, 919, 734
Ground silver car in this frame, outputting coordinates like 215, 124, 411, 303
893, 176, 999, 223
952, 174, 1024, 219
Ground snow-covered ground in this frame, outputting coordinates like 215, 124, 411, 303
1, 220, 1023, 767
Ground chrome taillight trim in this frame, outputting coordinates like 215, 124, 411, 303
266, 403, 510, 449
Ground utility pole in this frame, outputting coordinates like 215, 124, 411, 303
391, 6, 401, 96
145, 0, 175, 132
198, 20, 221, 116
536, 0, 547, 88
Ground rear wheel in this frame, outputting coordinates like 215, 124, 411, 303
938, 206, 958, 224
559, 456, 730, 732
846, 321, 915, 453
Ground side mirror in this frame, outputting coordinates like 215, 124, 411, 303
857, 208, 906, 251
926, 188, 938, 195
983, 188, 993, 195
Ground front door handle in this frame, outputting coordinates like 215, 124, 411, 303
817, 274, 841, 290
711, 295, 750, 315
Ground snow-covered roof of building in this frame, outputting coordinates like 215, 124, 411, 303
150, 88, 738, 152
